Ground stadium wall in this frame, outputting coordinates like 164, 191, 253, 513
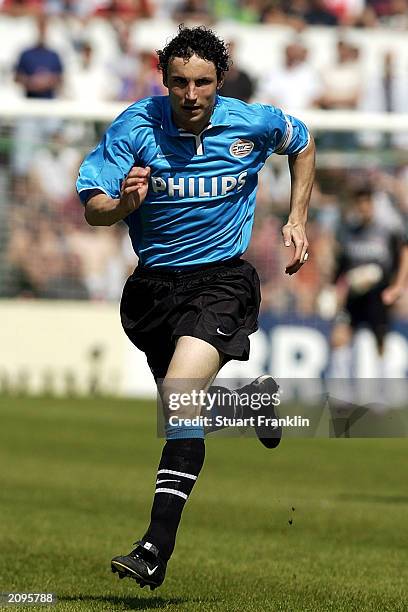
1, 301, 407, 398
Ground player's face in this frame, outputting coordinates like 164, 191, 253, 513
166, 55, 221, 135
355, 196, 374, 224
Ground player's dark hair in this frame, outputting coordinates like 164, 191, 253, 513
157, 25, 231, 83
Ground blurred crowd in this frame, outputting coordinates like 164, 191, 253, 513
0, 12, 407, 321
1, 0, 408, 29
2, 11, 407, 113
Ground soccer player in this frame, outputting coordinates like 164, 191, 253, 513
330, 186, 408, 379
76, 26, 315, 590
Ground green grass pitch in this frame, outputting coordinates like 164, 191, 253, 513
0, 396, 407, 612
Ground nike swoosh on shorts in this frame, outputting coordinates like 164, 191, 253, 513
216, 327, 237, 337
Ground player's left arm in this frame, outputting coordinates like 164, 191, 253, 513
382, 244, 408, 305
282, 136, 316, 275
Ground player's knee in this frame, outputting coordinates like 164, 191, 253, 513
160, 378, 202, 420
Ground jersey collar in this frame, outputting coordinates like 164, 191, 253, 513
161, 95, 230, 136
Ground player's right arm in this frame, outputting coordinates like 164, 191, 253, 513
84, 166, 150, 226
382, 243, 408, 305
76, 106, 150, 226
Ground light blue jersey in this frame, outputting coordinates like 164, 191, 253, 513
77, 95, 310, 268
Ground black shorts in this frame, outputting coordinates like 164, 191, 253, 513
345, 288, 390, 342
120, 258, 261, 380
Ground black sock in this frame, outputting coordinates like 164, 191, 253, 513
142, 438, 205, 562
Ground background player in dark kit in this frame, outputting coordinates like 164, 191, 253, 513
77, 26, 315, 589
330, 186, 408, 379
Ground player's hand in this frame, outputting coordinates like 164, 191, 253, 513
282, 221, 309, 275
120, 166, 151, 212
382, 284, 404, 305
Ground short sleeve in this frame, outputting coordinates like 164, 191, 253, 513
76, 110, 139, 205
15, 50, 28, 75
262, 105, 310, 158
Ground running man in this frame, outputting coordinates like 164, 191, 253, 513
330, 186, 408, 378
76, 26, 315, 590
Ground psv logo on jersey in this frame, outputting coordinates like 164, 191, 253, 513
230, 139, 254, 158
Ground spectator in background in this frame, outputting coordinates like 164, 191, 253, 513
182, 0, 260, 22
66, 41, 115, 101
152, 0, 184, 19
236, 0, 262, 22
44, 0, 112, 16
219, 41, 254, 102
110, 25, 141, 101
131, 50, 166, 100
263, 0, 338, 26
27, 127, 82, 210
352, 5, 378, 26
256, 41, 322, 112
94, 0, 153, 20
44, 0, 74, 15
304, 0, 338, 24
0, 0, 43, 15
6, 213, 60, 297
173, 0, 212, 23
318, 40, 362, 110
64, 222, 131, 300
42, 252, 90, 300
317, 39, 362, 148
55, 0, 113, 18
14, 14, 63, 99
365, 0, 387, 17
261, 0, 303, 27
208, 0, 240, 21
12, 14, 64, 191
359, 52, 408, 150
380, 0, 408, 28
6, 211, 89, 299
